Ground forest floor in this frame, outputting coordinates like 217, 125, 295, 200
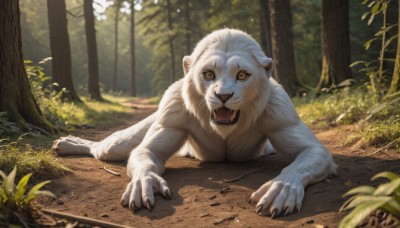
40, 98, 400, 228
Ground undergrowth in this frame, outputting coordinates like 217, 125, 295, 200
294, 88, 400, 151
0, 137, 71, 182
25, 60, 132, 131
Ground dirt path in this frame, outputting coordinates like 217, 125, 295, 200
41, 98, 400, 228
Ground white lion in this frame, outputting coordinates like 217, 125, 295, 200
53, 29, 336, 217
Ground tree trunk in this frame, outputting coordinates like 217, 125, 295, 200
386, 0, 400, 96
184, 0, 191, 54
84, 0, 103, 101
0, 0, 56, 133
130, 0, 136, 97
268, 0, 303, 96
166, 0, 176, 83
260, 0, 272, 57
318, 0, 352, 91
47, 0, 81, 102
113, 0, 122, 91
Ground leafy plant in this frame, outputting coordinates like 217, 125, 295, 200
0, 166, 55, 227
339, 171, 400, 228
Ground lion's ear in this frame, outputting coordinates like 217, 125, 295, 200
252, 50, 273, 77
182, 56, 192, 75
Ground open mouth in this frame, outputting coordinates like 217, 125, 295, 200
211, 106, 240, 125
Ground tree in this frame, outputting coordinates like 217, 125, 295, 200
47, 0, 81, 102
260, 0, 272, 57
113, 0, 122, 91
0, 0, 56, 133
130, 0, 136, 97
84, 0, 103, 101
386, 0, 400, 96
268, 0, 303, 96
318, 0, 352, 91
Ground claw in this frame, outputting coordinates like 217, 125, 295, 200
295, 204, 301, 213
165, 189, 172, 200
284, 207, 290, 216
146, 200, 152, 212
120, 199, 126, 207
271, 209, 277, 219
256, 205, 263, 215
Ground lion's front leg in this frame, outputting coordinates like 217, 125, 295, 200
120, 126, 187, 211
251, 122, 336, 217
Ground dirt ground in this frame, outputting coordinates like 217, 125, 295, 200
40, 98, 400, 228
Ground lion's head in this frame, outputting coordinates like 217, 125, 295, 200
182, 29, 273, 138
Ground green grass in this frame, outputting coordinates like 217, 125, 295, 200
0, 140, 71, 182
0, 93, 135, 184
294, 88, 400, 151
58, 94, 134, 128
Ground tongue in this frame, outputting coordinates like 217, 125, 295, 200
215, 107, 233, 122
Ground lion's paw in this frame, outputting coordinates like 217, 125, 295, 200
249, 177, 304, 218
52, 136, 92, 156
121, 170, 171, 212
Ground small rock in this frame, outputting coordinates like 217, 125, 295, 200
208, 195, 217, 200
200, 213, 210, 218
210, 202, 221, 206
100, 213, 109, 218
56, 199, 64, 205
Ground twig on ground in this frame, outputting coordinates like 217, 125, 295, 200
365, 138, 400, 158
223, 165, 268, 183
41, 209, 131, 228
103, 166, 121, 176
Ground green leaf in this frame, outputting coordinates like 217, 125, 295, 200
372, 172, 400, 181
371, 2, 381, 14
0, 170, 6, 180
343, 185, 376, 197
381, 200, 400, 218
0, 188, 7, 203
364, 38, 378, 50
368, 1, 376, 7
24, 180, 51, 203
350, 61, 366, 68
14, 173, 32, 204
339, 198, 391, 228
341, 195, 389, 211
368, 13, 375, 25
3, 166, 17, 194
373, 179, 400, 196
361, 12, 370, 20
384, 34, 398, 49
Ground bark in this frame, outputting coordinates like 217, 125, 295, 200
130, 0, 136, 97
386, 0, 400, 96
84, 0, 103, 101
166, 0, 176, 83
0, 0, 56, 133
268, 0, 303, 96
113, 0, 122, 91
318, 0, 352, 91
260, 0, 272, 57
47, 0, 81, 102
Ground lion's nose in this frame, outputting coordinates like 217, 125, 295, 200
215, 92, 234, 103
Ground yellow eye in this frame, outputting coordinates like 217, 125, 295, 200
236, 70, 250, 81
203, 70, 215, 80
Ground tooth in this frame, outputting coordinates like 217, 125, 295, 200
230, 111, 236, 122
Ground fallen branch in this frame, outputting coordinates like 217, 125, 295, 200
223, 165, 268, 183
41, 209, 131, 228
103, 166, 121, 176
365, 137, 400, 158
